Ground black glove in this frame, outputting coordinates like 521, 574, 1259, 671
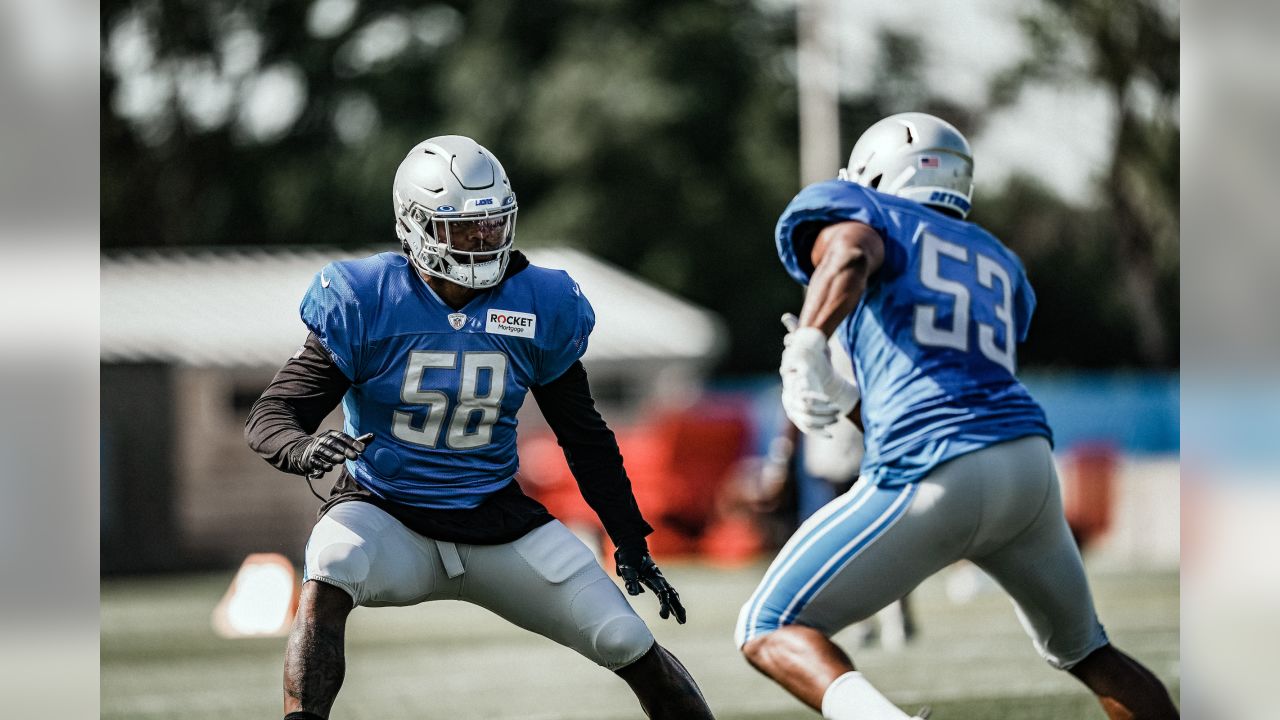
292, 430, 374, 477
615, 545, 686, 624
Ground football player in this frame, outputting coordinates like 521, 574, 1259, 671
246, 135, 715, 720
735, 113, 1178, 719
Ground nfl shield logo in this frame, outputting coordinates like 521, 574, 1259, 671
448, 313, 467, 330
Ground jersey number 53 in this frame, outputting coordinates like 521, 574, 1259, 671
913, 232, 1017, 374
392, 351, 507, 450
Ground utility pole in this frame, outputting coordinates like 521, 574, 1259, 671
797, 0, 840, 187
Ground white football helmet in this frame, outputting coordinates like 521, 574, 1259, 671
838, 112, 974, 218
393, 135, 517, 289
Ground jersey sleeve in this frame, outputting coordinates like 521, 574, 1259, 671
538, 273, 596, 385
530, 360, 654, 551
245, 333, 353, 475
299, 263, 366, 382
1015, 269, 1037, 342
775, 180, 890, 285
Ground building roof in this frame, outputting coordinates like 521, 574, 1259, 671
101, 247, 726, 368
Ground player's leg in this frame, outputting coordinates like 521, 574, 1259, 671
971, 437, 1177, 719
739, 624, 857, 712
1068, 644, 1179, 719
737, 478, 967, 718
287, 502, 442, 719
284, 580, 354, 718
461, 521, 714, 719
614, 642, 716, 719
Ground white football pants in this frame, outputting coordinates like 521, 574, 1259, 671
304, 502, 655, 670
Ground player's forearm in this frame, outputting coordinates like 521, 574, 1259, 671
245, 399, 313, 474
564, 444, 654, 551
798, 244, 869, 337
531, 362, 654, 551
245, 333, 351, 475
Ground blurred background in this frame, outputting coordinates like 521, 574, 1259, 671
92, 0, 1190, 718
0, 0, 1194, 717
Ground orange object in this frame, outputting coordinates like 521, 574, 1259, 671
1061, 443, 1117, 550
518, 399, 752, 561
700, 517, 765, 567
211, 553, 299, 638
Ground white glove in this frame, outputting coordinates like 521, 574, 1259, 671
779, 314, 859, 437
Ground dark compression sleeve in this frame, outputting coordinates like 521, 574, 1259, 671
530, 361, 654, 552
245, 334, 351, 475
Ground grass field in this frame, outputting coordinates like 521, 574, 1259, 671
101, 561, 1179, 719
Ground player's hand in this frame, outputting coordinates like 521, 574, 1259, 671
296, 430, 375, 476
779, 314, 859, 437
615, 546, 687, 624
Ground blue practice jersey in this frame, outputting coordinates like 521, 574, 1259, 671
300, 252, 594, 509
776, 181, 1052, 486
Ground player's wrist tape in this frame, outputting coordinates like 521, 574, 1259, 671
786, 326, 828, 356
784, 327, 858, 410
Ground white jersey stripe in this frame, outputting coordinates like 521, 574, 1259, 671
776, 483, 917, 626
740, 480, 879, 644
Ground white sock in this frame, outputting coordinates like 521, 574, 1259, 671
821, 671, 911, 720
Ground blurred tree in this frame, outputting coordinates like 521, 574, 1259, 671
973, 174, 1160, 368
101, 0, 1177, 373
987, 0, 1179, 366
101, 0, 799, 374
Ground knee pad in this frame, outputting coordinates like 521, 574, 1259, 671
314, 542, 371, 584
1038, 622, 1111, 670
306, 539, 371, 603
567, 575, 654, 670
308, 541, 370, 602
592, 614, 654, 671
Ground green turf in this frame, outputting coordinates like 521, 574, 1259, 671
101, 562, 1178, 719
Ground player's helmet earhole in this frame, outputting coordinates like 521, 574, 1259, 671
870, 174, 883, 189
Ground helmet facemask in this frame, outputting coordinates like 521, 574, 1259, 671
397, 199, 517, 289
391, 135, 518, 290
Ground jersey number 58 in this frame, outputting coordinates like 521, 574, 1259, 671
392, 351, 507, 450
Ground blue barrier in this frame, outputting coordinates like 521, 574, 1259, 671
713, 371, 1181, 457
1021, 372, 1179, 454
